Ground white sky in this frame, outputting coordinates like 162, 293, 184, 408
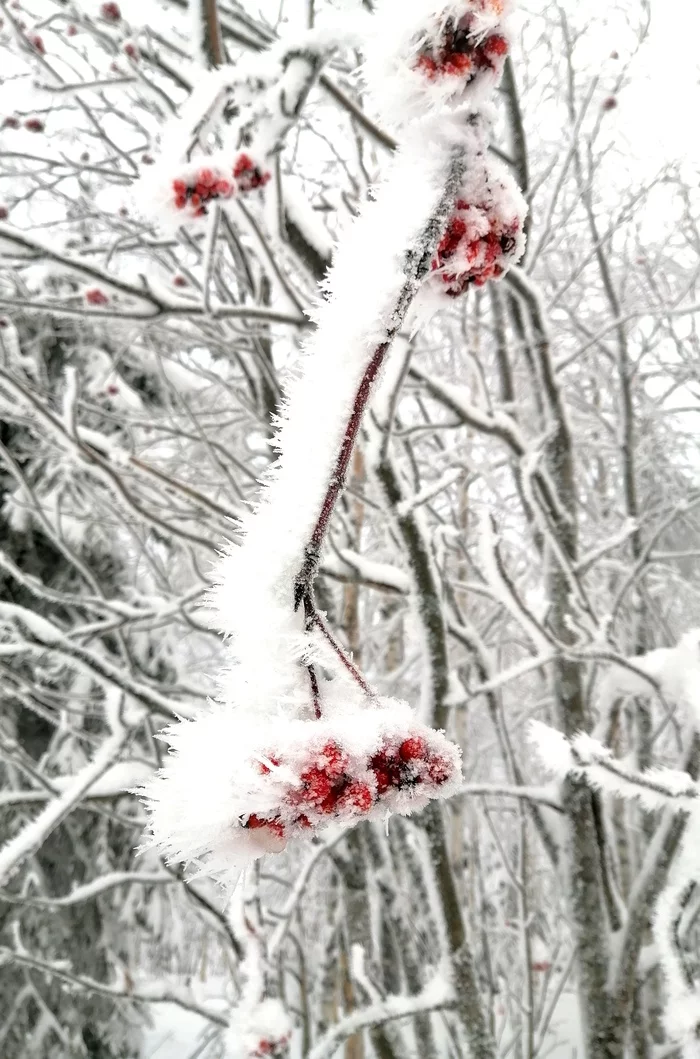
618, 0, 700, 168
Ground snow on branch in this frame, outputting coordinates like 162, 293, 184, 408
306, 975, 454, 1059
529, 721, 697, 813
0, 947, 228, 1027
141, 0, 527, 882
653, 823, 700, 1059
530, 717, 700, 1057
0, 871, 176, 908
138, 22, 364, 230
596, 629, 700, 722
0, 727, 131, 889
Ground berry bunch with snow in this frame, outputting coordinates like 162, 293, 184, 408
134, 60, 279, 229
365, 0, 514, 126
143, 702, 462, 872
429, 153, 526, 295
224, 998, 292, 1059
144, 151, 271, 226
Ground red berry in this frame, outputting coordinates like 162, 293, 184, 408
105, 383, 119, 395
174, 194, 187, 209
233, 153, 270, 192
370, 750, 402, 793
0, 206, 8, 221
24, 118, 44, 132
484, 34, 508, 57
319, 741, 348, 780
100, 2, 121, 21
141, 154, 154, 165
416, 53, 439, 78
435, 216, 467, 263
602, 96, 617, 111
373, 769, 390, 794
443, 53, 472, 76
172, 273, 188, 287
319, 790, 338, 814
66, 24, 78, 36
338, 782, 373, 813
426, 754, 451, 785
244, 814, 285, 839
85, 288, 109, 305
3, 116, 20, 129
233, 153, 254, 177
123, 41, 138, 60
298, 765, 333, 807
399, 737, 427, 763
29, 33, 44, 54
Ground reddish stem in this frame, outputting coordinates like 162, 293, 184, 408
312, 611, 373, 697
293, 343, 391, 711
294, 341, 389, 609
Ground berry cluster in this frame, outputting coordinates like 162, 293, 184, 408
431, 194, 522, 294
240, 731, 456, 848
85, 288, 109, 305
251, 1034, 291, 1059
100, 2, 122, 21
4, 114, 46, 132
415, 13, 508, 82
171, 155, 270, 220
233, 153, 271, 193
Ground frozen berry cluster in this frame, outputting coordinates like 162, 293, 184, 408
100, 2, 122, 22
431, 194, 522, 294
250, 1033, 291, 1058
171, 154, 270, 220
85, 287, 110, 305
414, 12, 508, 82
240, 730, 457, 848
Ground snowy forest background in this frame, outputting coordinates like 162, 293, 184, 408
2, 0, 700, 1058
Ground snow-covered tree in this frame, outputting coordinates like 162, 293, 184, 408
1, 1, 699, 1058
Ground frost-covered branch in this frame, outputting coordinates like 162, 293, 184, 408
0, 947, 228, 1026
307, 977, 455, 1059
0, 728, 131, 888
